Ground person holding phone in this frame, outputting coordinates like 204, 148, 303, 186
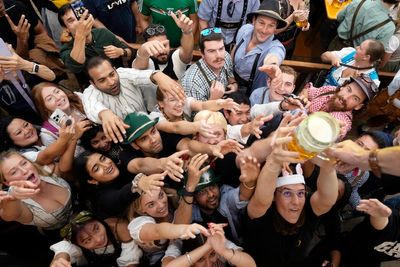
57, 4, 132, 85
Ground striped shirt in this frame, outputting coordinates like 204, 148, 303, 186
82, 68, 156, 123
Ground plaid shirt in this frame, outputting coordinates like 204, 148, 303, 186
182, 52, 234, 101
306, 83, 352, 139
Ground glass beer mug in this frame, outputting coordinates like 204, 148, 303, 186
286, 112, 340, 160
294, 0, 309, 28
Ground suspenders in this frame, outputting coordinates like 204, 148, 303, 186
215, 0, 248, 43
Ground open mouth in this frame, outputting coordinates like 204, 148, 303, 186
27, 173, 38, 184
105, 166, 114, 174
25, 131, 34, 139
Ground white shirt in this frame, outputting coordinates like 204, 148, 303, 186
82, 68, 157, 123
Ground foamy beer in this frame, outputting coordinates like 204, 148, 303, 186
287, 112, 340, 160
294, 9, 309, 29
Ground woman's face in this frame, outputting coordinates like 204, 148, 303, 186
41, 86, 70, 114
274, 184, 306, 224
76, 220, 108, 250
90, 131, 112, 152
85, 153, 119, 183
193, 249, 219, 267
140, 187, 168, 218
0, 153, 40, 187
159, 93, 184, 120
7, 118, 38, 147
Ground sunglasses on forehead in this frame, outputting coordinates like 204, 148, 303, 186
200, 27, 222, 37
145, 25, 166, 36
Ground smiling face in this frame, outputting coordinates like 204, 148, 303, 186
88, 60, 121, 96
329, 82, 366, 111
75, 220, 108, 250
140, 188, 169, 218
7, 118, 39, 147
194, 184, 220, 213
223, 104, 250, 125
268, 73, 296, 101
41, 86, 70, 114
252, 15, 277, 44
0, 153, 40, 187
274, 184, 306, 224
158, 93, 184, 120
85, 153, 119, 184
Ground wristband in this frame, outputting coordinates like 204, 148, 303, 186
131, 173, 145, 194
182, 29, 193, 35
182, 187, 195, 197
279, 100, 287, 112
242, 182, 256, 190
368, 149, 382, 178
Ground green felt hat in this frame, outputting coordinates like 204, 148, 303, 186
123, 112, 159, 144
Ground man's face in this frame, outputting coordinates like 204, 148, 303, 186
194, 184, 220, 213
223, 104, 250, 125
355, 134, 379, 151
131, 126, 163, 156
252, 15, 277, 44
88, 60, 121, 96
268, 73, 296, 101
61, 9, 81, 37
147, 35, 170, 65
202, 40, 226, 72
329, 82, 366, 111
354, 40, 370, 62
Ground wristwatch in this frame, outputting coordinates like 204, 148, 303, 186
131, 173, 145, 194
29, 63, 39, 74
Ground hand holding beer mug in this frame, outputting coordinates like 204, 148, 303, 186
286, 112, 340, 161
293, 9, 309, 31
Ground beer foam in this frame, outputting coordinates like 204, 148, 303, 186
308, 117, 333, 143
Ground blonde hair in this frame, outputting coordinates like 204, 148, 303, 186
193, 110, 228, 132
0, 150, 50, 184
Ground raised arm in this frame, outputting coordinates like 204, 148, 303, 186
137, 222, 209, 242
170, 11, 194, 64
69, 11, 94, 64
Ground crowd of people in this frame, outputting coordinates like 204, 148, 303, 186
1, 0, 400, 266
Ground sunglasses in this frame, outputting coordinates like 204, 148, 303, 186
145, 25, 166, 36
358, 74, 378, 93
60, 211, 93, 240
227, 1, 235, 17
200, 27, 222, 37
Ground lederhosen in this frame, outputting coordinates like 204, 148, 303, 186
150, 50, 178, 80
215, 0, 248, 52
232, 38, 261, 96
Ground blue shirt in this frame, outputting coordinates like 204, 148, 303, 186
83, 0, 136, 43
197, 0, 260, 44
234, 24, 286, 92
249, 86, 271, 106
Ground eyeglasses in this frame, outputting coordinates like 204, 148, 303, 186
145, 25, 166, 37
276, 189, 306, 199
227, 1, 236, 17
200, 27, 222, 37
60, 210, 93, 240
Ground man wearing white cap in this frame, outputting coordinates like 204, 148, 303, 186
242, 118, 339, 266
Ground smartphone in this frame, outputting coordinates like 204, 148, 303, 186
49, 108, 72, 127
0, 38, 12, 57
70, 0, 86, 20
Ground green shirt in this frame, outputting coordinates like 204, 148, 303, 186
337, 0, 395, 49
140, 0, 198, 48
60, 28, 129, 74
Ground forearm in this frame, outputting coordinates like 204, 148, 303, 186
240, 122, 252, 138
275, 14, 294, 34
132, 47, 150, 69
36, 138, 69, 165
164, 244, 210, 267
157, 120, 200, 136
220, 248, 256, 267
239, 182, 256, 201
58, 139, 78, 173
1, 199, 26, 223
247, 160, 280, 218
70, 35, 87, 64
141, 223, 184, 241
128, 157, 164, 174
19, 59, 55, 81
376, 147, 400, 176
187, 140, 214, 156
370, 215, 389, 230
313, 166, 338, 215
321, 51, 335, 63
180, 32, 194, 64
174, 181, 196, 224
15, 39, 29, 59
